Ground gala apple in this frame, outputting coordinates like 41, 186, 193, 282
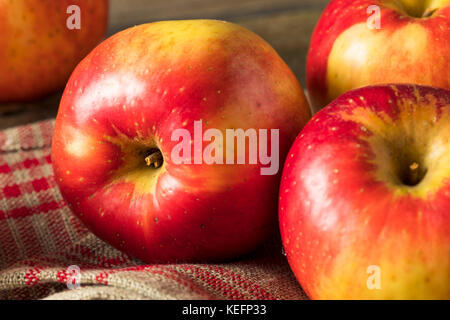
280, 84, 450, 299
306, 0, 450, 112
52, 20, 311, 263
0, 0, 108, 102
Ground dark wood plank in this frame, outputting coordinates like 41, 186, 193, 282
108, 0, 328, 33
0, 92, 62, 129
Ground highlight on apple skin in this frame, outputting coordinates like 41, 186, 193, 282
0, 0, 108, 102
51, 20, 311, 263
279, 84, 450, 299
306, 0, 450, 112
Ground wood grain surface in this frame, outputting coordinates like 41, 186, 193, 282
0, 0, 329, 129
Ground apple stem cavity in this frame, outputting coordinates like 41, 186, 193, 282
145, 149, 163, 169
404, 161, 425, 186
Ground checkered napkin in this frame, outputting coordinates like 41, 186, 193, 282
0, 119, 307, 300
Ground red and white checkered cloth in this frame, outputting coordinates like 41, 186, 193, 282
0, 119, 307, 300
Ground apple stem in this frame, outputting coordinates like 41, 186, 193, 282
422, 9, 437, 18
408, 162, 420, 185
145, 150, 163, 168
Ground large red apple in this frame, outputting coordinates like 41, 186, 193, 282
0, 0, 108, 102
280, 84, 450, 299
52, 20, 311, 263
306, 0, 450, 112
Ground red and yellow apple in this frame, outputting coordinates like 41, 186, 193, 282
0, 0, 108, 102
306, 0, 450, 112
279, 84, 450, 299
52, 20, 311, 263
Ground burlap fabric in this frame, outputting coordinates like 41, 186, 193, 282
0, 119, 307, 300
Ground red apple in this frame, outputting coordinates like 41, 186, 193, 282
0, 0, 108, 102
52, 20, 311, 263
306, 0, 450, 112
280, 84, 450, 299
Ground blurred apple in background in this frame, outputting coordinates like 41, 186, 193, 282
52, 20, 311, 263
280, 84, 450, 299
0, 0, 108, 103
306, 0, 450, 112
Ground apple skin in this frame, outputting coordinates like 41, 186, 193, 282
279, 84, 450, 299
51, 20, 311, 263
306, 0, 450, 112
0, 0, 108, 102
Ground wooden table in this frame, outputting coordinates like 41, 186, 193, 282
0, 0, 328, 130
